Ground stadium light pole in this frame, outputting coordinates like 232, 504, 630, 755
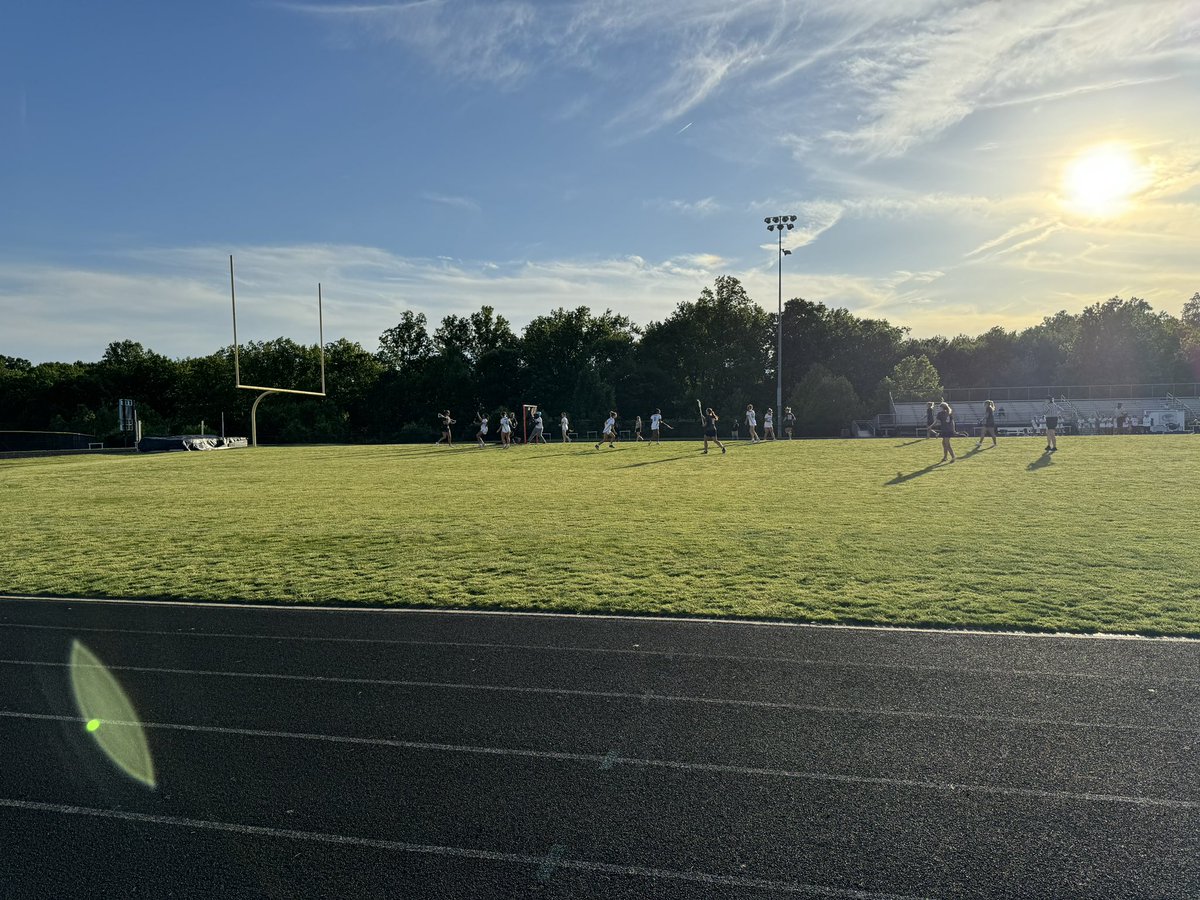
764, 215, 796, 423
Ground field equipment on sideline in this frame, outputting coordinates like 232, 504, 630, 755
521, 404, 539, 444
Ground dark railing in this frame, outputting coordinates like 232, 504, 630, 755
939, 383, 1200, 402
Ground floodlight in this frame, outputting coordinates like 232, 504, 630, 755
763, 217, 771, 223
772, 216, 780, 223
767, 224, 775, 230
787, 223, 794, 230
790, 215, 797, 222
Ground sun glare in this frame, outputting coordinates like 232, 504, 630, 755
1062, 143, 1147, 218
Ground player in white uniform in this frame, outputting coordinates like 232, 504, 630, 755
529, 410, 547, 444
560, 413, 571, 443
499, 411, 513, 449
649, 409, 673, 444
745, 404, 759, 443
763, 408, 775, 441
474, 412, 489, 449
595, 411, 618, 449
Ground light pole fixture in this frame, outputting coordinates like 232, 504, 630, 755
764, 215, 796, 425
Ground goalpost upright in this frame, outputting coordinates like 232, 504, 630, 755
229, 255, 327, 447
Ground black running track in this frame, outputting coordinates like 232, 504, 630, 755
0, 597, 1197, 899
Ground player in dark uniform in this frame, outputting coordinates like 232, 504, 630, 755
936, 402, 956, 462
435, 410, 456, 446
701, 408, 727, 455
782, 407, 796, 439
1044, 398, 1060, 452
976, 400, 998, 448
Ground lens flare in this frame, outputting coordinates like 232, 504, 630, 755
70, 640, 156, 788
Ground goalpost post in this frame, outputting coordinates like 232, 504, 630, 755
230, 255, 327, 447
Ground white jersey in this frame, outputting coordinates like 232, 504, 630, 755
479, 417, 489, 434
500, 415, 512, 434
560, 416, 569, 431
603, 417, 616, 434
650, 413, 662, 431
764, 413, 773, 428
746, 410, 757, 427
532, 414, 543, 432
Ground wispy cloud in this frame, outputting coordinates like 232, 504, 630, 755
420, 192, 481, 213
965, 218, 1063, 259
645, 197, 721, 217
278, 1, 1198, 155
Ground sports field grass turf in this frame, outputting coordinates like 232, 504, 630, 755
2, 436, 1197, 635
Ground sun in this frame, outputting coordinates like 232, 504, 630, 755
1062, 143, 1148, 218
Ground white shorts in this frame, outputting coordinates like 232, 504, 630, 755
480, 425, 489, 435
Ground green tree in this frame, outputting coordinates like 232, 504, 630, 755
878, 355, 943, 403
788, 365, 863, 436
640, 275, 771, 416
377, 312, 432, 374
521, 307, 638, 419
1066, 297, 1187, 386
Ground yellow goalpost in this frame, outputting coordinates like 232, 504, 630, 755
229, 255, 326, 447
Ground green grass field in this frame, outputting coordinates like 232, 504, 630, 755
3, 436, 1197, 635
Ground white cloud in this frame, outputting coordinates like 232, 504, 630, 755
0, 245, 732, 362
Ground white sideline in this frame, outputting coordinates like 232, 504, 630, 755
1, 620, 1197, 682
0, 659, 1193, 733
0, 797, 921, 899
2, 712, 1195, 810
1, 594, 1196, 641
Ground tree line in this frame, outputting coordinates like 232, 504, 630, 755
2, 276, 1198, 443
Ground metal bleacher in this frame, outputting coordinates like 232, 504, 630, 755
880, 383, 1200, 437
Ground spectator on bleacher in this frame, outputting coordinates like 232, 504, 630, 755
1044, 398, 1061, 452
976, 400, 998, 449
936, 402, 956, 462
925, 401, 936, 438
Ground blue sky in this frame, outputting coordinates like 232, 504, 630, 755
2, 0, 1198, 362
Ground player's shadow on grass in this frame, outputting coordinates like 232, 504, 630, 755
1027, 451, 1053, 471
895, 439, 928, 447
886, 462, 944, 485
620, 454, 692, 469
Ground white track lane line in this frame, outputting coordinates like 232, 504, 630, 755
2, 621, 1194, 682
2, 711, 1195, 811
2, 593, 1195, 641
2, 659, 1195, 733
0, 797, 921, 899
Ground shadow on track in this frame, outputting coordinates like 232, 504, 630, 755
1027, 451, 1053, 471
886, 462, 944, 484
